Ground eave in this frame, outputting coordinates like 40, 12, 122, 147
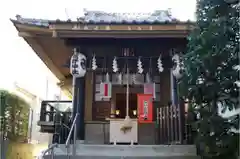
11, 19, 194, 99
49, 22, 194, 38
11, 20, 72, 98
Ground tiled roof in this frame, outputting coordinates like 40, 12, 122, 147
12, 9, 192, 27
77, 9, 178, 24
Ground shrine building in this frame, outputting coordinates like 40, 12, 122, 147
11, 9, 194, 146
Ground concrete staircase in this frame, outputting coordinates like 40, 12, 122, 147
42, 144, 200, 159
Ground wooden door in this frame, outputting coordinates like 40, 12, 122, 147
115, 93, 137, 118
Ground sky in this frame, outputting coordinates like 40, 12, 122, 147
0, 0, 197, 99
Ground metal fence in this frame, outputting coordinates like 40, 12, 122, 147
156, 104, 193, 145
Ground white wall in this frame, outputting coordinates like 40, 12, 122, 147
11, 80, 69, 144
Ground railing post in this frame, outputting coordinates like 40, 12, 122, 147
66, 113, 79, 156
156, 107, 160, 144
53, 110, 61, 144
73, 120, 77, 156
178, 98, 185, 144
40, 101, 47, 121
51, 148, 54, 159
42, 143, 58, 159
49, 106, 54, 122
159, 107, 163, 144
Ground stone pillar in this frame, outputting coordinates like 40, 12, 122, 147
70, 48, 87, 142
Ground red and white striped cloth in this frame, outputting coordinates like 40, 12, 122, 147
100, 82, 112, 98
144, 83, 156, 99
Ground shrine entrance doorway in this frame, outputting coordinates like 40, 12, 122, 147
115, 93, 137, 119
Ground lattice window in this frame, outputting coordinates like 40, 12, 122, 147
121, 48, 135, 56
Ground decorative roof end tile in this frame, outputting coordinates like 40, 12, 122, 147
14, 14, 49, 27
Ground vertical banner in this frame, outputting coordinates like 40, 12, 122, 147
137, 94, 153, 123
100, 82, 112, 98
144, 83, 156, 99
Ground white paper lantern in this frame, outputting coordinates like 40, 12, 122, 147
172, 65, 183, 79
70, 49, 86, 78
172, 54, 183, 79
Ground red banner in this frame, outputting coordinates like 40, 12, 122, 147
137, 94, 153, 123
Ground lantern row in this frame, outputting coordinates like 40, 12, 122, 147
70, 49, 184, 79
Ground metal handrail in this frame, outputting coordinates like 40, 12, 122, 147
65, 113, 79, 147
41, 143, 58, 157
62, 123, 71, 130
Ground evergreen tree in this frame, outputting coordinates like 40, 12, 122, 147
180, 0, 239, 158
0, 90, 30, 142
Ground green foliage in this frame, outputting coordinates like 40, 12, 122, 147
7, 142, 33, 159
180, 0, 239, 158
0, 89, 30, 142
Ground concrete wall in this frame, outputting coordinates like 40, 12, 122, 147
138, 123, 156, 145
85, 122, 109, 144
85, 122, 155, 145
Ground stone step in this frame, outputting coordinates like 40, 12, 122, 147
43, 155, 199, 159
41, 144, 199, 159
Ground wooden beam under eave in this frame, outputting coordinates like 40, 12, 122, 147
23, 36, 66, 81
58, 78, 72, 88
18, 32, 33, 37
62, 88, 72, 99
59, 83, 71, 90
57, 81, 72, 99
56, 30, 189, 38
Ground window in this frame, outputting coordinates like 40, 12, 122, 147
121, 48, 135, 56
